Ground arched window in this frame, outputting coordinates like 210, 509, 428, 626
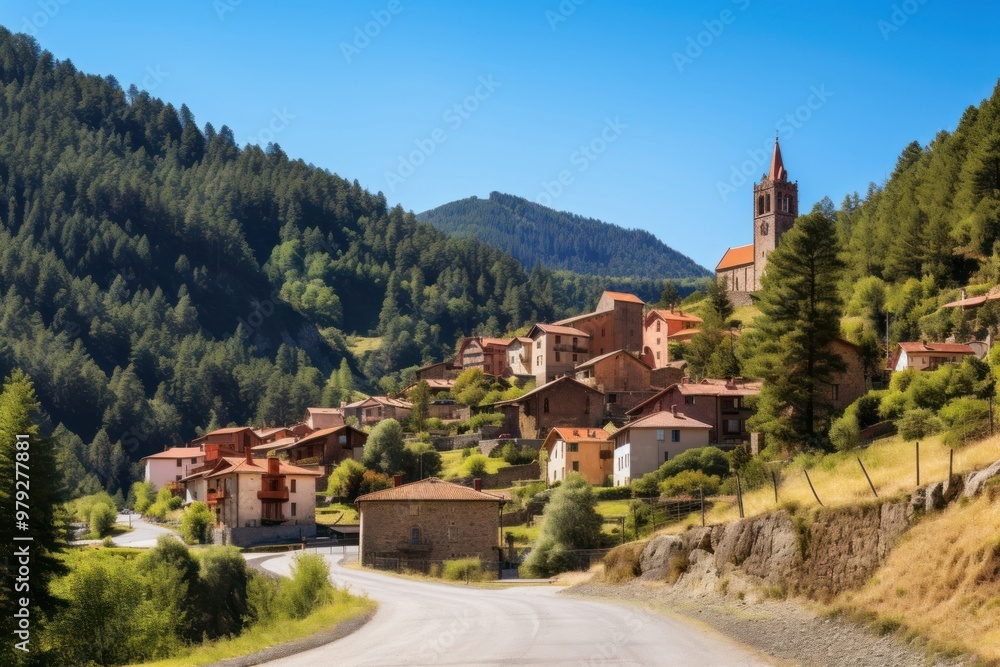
757, 195, 764, 215
544, 398, 550, 413
765, 194, 771, 212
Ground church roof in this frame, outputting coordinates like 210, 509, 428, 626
769, 138, 786, 181
715, 244, 754, 271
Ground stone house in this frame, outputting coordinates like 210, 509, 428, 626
642, 307, 702, 368
574, 349, 657, 421
414, 360, 461, 381
612, 408, 712, 486
550, 290, 645, 357
889, 341, 977, 373
495, 376, 605, 440
356, 477, 503, 572
627, 378, 762, 447
456, 337, 512, 376
527, 323, 592, 385
182, 448, 321, 546
541, 427, 614, 485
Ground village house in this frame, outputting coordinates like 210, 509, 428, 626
627, 378, 761, 447
303, 407, 345, 431
550, 290, 645, 357
140, 446, 205, 488
342, 396, 413, 425
505, 337, 534, 378
190, 426, 262, 453
402, 378, 456, 397
889, 341, 978, 372
527, 323, 591, 385
612, 408, 712, 486
414, 359, 461, 382
270, 424, 368, 469
642, 307, 702, 368
541, 427, 613, 485
495, 375, 605, 439
182, 448, 322, 546
356, 477, 503, 573
574, 349, 658, 420
716, 138, 799, 306
456, 337, 512, 376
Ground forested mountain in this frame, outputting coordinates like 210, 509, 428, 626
0, 30, 683, 496
834, 78, 1000, 345
418, 192, 711, 279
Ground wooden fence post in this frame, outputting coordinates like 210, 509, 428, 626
916, 441, 920, 487
700, 487, 706, 527
857, 457, 878, 498
735, 473, 745, 519
771, 470, 779, 504
804, 469, 823, 507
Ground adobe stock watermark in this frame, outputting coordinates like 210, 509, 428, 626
877, 0, 929, 40
138, 65, 169, 92
383, 75, 502, 192
214, 0, 242, 21
545, 0, 586, 31
18, 0, 72, 37
673, 0, 751, 73
535, 117, 627, 206
341, 0, 405, 63
245, 108, 295, 147
716, 84, 833, 202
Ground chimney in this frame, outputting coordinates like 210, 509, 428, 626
671, 404, 677, 417
268, 456, 279, 475
245, 446, 253, 464
393, 474, 403, 488
473, 478, 482, 492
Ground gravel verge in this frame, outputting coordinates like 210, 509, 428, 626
566, 581, 975, 667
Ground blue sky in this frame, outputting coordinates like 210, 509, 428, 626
2, 1, 998, 271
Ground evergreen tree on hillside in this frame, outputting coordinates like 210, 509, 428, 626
747, 212, 846, 452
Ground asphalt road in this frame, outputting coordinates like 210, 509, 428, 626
112, 513, 176, 547
256, 548, 771, 667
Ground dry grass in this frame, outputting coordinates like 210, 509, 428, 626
835, 487, 1000, 661
601, 542, 645, 584
678, 433, 1000, 530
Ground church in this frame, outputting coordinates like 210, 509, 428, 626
715, 138, 799, 305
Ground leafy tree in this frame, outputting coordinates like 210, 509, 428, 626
361, 419, 406, 473
89, 503, 118, 538
452, 368, 493, 406
747, 211, 847, 452
657, 446, 730, 479
131, 480, 156, 514
327, 459, 368, 500
522, 473, 603, 577
196, 547, 249, 638
657, 280, 680, 307
358, 470, 393, 495
403, 442, 442, 480
180, 501, 214, 544
408, 380, 431, 431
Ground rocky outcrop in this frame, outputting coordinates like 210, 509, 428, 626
711, 511, 802, 584
964, 459, 1000, 497
638, 535, 685, 581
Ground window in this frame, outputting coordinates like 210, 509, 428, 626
555, 351, 561, 362
685, 395, 695, 405
572, 461, 579, 472
291, 502, 297, 517
555, 335, 562, 344
758, 195, 764, 214
290, 479, 296, 493
176, 459, 182, 467
765, 193, 771, 212
568, 442, 578, 453
602, 327, 606, 336
831, 384, 839, 401
735, 277, 739, 290
270, 479, 278, 491
664, 452, 669, 463
572, 354, 578, 362
607, 394, 616, 404
656, 351, 661, 360
175, 474, 181, 481
724, 419, 741, 434
572, 337, 578, 348
411, 527, 420, 545
191, 458, 197, 464
656, 429, 665, 441
544, 398, 550, 413
537, 355, 542, 366
656, 321, 661, 332
671, 430, 680, 442
656, 338, 661, 345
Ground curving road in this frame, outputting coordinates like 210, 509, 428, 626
112, 513, 176, 548
256, 548, 771, 667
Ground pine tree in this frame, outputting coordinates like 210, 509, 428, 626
747, 211, 847, 452
0, 370, 67, 663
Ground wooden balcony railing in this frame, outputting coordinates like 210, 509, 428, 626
257, 486, 289, 501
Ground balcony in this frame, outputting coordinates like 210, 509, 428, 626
257, 485, 290, 501
206, 488, 228, 506
552, 344, 588, 354
395, 541, 433, 552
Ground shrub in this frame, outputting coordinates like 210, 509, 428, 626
592, 485, 633, 501
829, 412, 861, 451
197, 546, 250, 638
658, 447, 730, 479
244, 571, 281, 628
522, 473, 603, 577
631, 472, 661, 497
660, 470, 721, 497
602, 543, 643, 584
403, 442, 442, 479
512, 480, 546, 503
463, 454, 489, 477
327, 459, 367, 501
359, 470, 393, 495
67, 491, 118, 526
492, 441, 537, 465
145, 500, 170, 521
468, 412, 504, 432
89, 502, 117, 538
181, 501, 214, 544
896, 408, 943, 441
132, 481, 156, 514
939, 397, 990, 446
624, 500, 651, 538
282, 553, 333, 619
441, 557, 486, 582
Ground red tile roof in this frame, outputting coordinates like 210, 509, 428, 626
575, 349, 651, 371
548, 427, 611, 443
603, 290, 644, 304
533, 323, 591, 337
494, 375, 603, 405
621, 410, 712, 431
769, 139, 786, 182
250, 436, 298, 452
625, 380, 761, 416
355, 477, 503, 503
667, 328, 701, 342
200, 426, 251, 436
202, 457, 322, 478
898, 342, 975, 354
646, 309, 703, 325
715, 244, 754, 271
141, 447, 204, 461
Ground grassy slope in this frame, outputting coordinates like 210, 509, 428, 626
439, 450, 511, 479
316, 503, 359, 524
836, 488, 1000, 660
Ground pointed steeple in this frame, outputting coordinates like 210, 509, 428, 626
769, 135, 786, 182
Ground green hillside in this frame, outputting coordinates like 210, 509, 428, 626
418, 191, 711, 280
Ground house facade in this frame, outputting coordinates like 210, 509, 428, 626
414, 360, 461, 381
304, 407, 346, 431
612, 409, 712, 486
496, 376, 605, 439
574, 350, 657, 421
550, 290, 645, 357
343, 396, 413, 425
356, 477, 503, 572
890, 342, 977, 372
505, 337, 534, 378
642, 308, 702, 368
191, 426, 262, 453
527, 323, 591, 385
274, 424, 368, 467
541, 427, 613, 485
141, 447, 205, 488
627, 378, 761, 447
457, 337, 511, 376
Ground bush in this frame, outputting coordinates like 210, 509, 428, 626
492, 441, 537, 465
403, 442, 442, 479
660, 470, 721, 497
327, 459, 367, 501
197, 546, 250, 638
181, 501, 214, 544
359, 470, 393, 495
463, 454, 489, 477
244, 570, 281, 628
468, 412, 504, 432
522, 473, 603, 577
658, 447, 730, 479
602, 543, 643, 583
829, 412, 861, 451
145, 500, 170, 521
282, 553, 334, 619
896, 408, 943, 441
631, 472, 661, 497
67, 491, 118, 526
939, 397, 990, 446
592, 485, 633, 501
132, 481, 156, 514
89, 503, 117, 538
512, 480, 546, 503
441, 557, 486, 582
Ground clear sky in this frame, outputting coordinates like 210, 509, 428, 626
2, 0, 998, 270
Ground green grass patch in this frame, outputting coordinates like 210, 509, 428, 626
439, 449, 511, 479
346, 335, 382, 356
136, 595, 375, 667
595, 499, 633, 518
316, 503, 359, 524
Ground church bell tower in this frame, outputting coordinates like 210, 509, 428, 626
752, 137, 798, 290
